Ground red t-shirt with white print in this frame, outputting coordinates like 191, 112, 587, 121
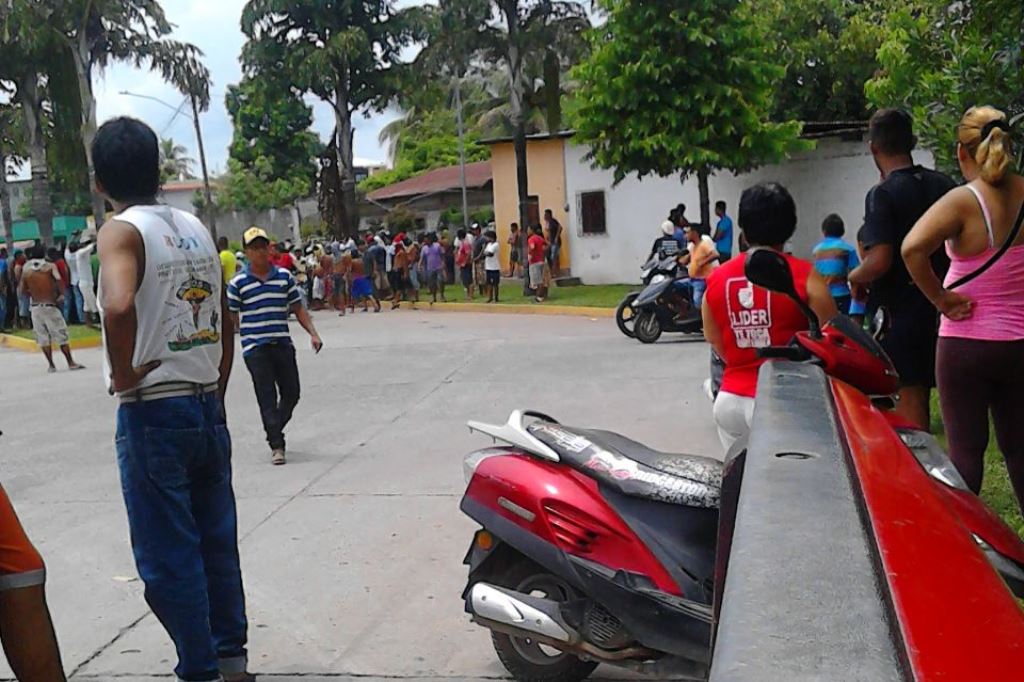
705, 252, 814, 397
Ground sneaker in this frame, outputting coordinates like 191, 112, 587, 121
271, 448, 286, 466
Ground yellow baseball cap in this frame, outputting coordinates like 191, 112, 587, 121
243, 226, 270, 247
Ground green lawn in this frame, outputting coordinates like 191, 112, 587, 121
438, 280, 635, 309
7, 324, 102, 343
931, 394, 1024, 536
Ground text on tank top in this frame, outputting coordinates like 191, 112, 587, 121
100, 205, 222, 393
706, 254, 814, 397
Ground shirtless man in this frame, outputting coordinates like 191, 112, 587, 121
333, 249, 352, 316
17, 245, 85, 373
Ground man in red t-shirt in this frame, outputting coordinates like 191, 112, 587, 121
527, 225, 548, 302
703, 183, 837, 451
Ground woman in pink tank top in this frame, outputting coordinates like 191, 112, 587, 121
902, 106, 1024, 517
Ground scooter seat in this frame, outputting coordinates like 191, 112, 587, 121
527, 423, 722, 509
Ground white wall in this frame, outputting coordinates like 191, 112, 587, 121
562, 138, 935, 284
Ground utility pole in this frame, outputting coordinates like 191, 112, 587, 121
190, 93, 216, 241
453, 76, 470, 232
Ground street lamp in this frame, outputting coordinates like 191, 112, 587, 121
119, 90, 217, 239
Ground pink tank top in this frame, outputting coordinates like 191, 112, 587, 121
941, 184, 1024, 341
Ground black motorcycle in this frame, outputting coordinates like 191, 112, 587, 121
616, 249, 681, 338
632, 275, 703, 344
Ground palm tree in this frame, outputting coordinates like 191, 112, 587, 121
159, 138, 195, 182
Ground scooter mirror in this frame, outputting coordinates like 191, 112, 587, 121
744, 248, 797, 297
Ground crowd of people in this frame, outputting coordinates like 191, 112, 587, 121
702, 106, 1024, 526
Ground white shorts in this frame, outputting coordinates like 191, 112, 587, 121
30, 305, 70, 347
79, 282, 98, 314
713, 390, 755, 453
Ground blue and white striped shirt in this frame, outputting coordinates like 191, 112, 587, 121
227, 266, 302, 355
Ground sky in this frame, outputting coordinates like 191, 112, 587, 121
92, 0, 404, 178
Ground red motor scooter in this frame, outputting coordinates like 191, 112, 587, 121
459, 249, 1024, 682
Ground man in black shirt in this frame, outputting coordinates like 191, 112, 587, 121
849, 109, 957, 430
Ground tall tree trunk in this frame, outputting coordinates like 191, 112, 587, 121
0, 158, 13, 252
333, 84, 359, 238
21, 74, 54, 246
190, 93, 217, 240
454, 76, 470, 232
542, 49, 562, 134
501, 2, 531, 294
71, 44, 107, 230
698, 168, 711, 231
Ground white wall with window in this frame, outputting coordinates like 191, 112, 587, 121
562, 138, 936, 284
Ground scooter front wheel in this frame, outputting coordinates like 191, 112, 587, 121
491, 561, 599, 682
633, 310, 663, 344
615, 292, 640, 338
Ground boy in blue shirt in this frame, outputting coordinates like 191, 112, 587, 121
713, 201, 734, 261
812, 214, 860, 314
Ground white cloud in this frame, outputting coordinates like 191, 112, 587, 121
93, 0, 399, 177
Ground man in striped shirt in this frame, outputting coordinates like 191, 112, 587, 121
228, 227, 323, 465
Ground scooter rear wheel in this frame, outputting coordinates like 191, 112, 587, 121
633, 310, 663, 344
491, 561, 599, 682
615, 292, 640, 338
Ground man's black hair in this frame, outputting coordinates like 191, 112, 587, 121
486, 229, 497, 239
532, 223, 544, 235
511, 222, 519, 230
869, 108, 916, 156
822, 213, 845, 238
29, 244, 46, 259
92, 117, 161, 202
544, 208, 553, 216
217, 236, 229, 249
715, 200, 726, 211
46, 247, 59, 261
457, 228, 467, 239
0, 247, 7, 258
738, 182, 797, 247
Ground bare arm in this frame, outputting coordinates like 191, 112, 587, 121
807, 269, 839, 324
98, 220, 160, 392
218, 287, 234, 400
16, 271, 24, 297
702, 298, 725, 357
291, 303, 323, 352
902, 191, 973, 319
847, 244, 893, 286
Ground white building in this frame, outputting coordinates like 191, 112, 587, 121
486, 127, 937, 284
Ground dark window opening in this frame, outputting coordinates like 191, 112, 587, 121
579, 191, 606, 235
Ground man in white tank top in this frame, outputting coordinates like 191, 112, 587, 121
94, 117, 253, 682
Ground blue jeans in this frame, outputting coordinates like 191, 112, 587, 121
116, 393, 248, 681
691, 278, 707, 309
64, 284, 83, 323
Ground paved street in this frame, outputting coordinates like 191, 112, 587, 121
0, 309, 720, 681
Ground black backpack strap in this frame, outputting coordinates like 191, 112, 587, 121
948, 200, 1024, 290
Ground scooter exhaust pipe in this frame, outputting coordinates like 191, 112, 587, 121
467, 583, 577, 644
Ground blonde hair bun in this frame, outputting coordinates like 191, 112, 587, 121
959, 106, 1014, 185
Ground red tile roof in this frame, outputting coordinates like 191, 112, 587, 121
162, 180, 218, 193
367, 161, 492, 201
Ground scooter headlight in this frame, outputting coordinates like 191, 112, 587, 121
650, 274, 667, 284
463, 449, 507, 484
898, 430, 970, 491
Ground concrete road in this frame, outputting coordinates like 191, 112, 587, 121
0, 310, 720, 681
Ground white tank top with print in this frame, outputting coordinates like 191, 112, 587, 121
99, 205, 222, 393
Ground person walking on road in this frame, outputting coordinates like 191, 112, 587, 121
18, 245, 85, 373
848, 108, 957, 431
902, 105, 1024, 515
229, 227, 323, 466
94, 117, 254, 682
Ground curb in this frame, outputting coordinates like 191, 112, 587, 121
416, 302, 614, 318
0, 333, 104, 353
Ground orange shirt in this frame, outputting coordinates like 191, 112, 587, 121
688, 239, 718, 279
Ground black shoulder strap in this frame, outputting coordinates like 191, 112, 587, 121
948, 200, 1024, 290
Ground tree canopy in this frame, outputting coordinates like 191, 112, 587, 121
866, 0, 1023, 173
572, 0, 805, 226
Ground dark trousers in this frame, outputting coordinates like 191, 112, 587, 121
243, 343, 300, 450
115, 393, 247, 681
937, 337, 1024, 515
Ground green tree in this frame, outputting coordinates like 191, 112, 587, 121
217, 157, 311, 213
11, 0, 211, 228
867, 0, 1024, 174
760, 0, 894, 122
0, 102, 25, 251
571, 0, 805, 227
160, 138, 195, 182
225, 77, 321, 204
242, 0, 420, 237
